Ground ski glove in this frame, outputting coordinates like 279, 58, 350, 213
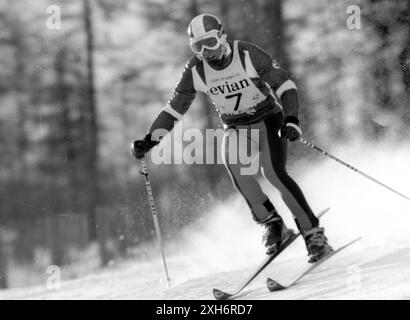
279, 116, 302, 142
131, 134, 160, 160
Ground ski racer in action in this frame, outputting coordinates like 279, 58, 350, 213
131, 14, 333, 263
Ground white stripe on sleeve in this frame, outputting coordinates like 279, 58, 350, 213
161, 103, 183, 120
286, 122, 302, 135
275, 80, 297, 98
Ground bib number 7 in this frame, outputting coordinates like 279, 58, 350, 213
226, 93, 242, 111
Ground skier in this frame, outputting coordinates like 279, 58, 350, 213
131, 14, 333, 263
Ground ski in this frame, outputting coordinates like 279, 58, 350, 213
266, 236, 362, 292
212, 207, 330, 300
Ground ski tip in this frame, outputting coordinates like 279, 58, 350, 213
266, 278, 285, 292
213, 288, 231, 300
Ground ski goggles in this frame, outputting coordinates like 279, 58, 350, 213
190, 31, 223, 54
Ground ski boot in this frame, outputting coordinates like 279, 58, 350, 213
262, 215, 295, 255
303, 227, 333, 263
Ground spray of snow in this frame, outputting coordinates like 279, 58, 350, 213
164, 140, 410, 285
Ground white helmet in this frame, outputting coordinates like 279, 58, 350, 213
187, 14, 228, 59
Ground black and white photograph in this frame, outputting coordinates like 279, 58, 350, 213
0, 0, 409, 305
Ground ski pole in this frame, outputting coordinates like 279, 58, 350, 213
299, 138, 410, 202
138, 157, 171, 287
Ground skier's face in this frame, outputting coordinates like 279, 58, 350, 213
202, 45, 223, 62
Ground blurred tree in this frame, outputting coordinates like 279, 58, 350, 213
50, 46, 69, 266
0, 230, 7, 289
399, 0, 410, 126
12, 18, 29, 183
315, 10, 345, 140
54, 45, 76, 210
368, 2, 393, 112
6, 0, 37, 263
364, 0, 409, 136
219, 0, 229, 21
239, 0, 259, 43
262, 0, 290, 69
82, 0, 99, 241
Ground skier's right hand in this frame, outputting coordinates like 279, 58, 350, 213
131, 134, 159, 160
279, 116, 302, 142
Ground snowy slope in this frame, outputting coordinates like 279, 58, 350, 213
1, 142, 410, 300
1, 236, 410, 300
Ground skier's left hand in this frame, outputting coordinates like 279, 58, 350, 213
279, 116, 302, 142
131, 134, 159, 160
